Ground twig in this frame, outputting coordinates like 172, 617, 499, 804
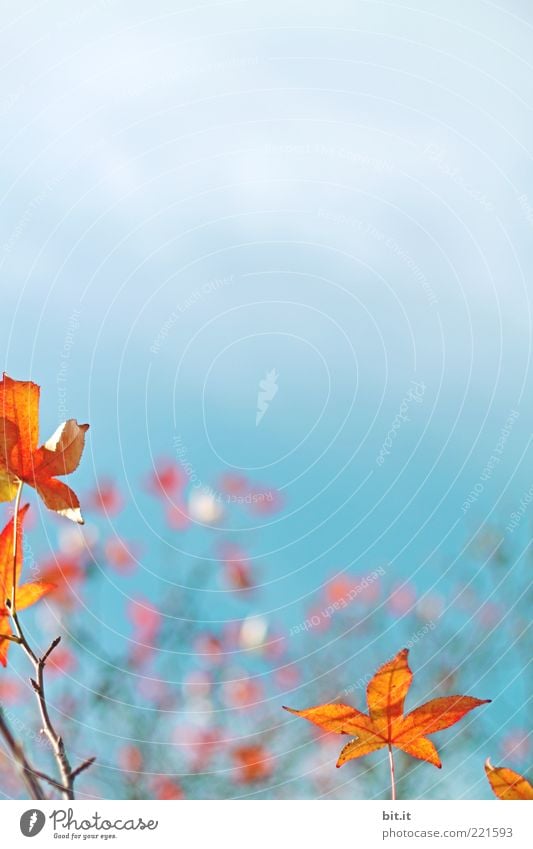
7, 482, 95, 800
0, 707, 45, 800
24, 766, 69, 794
71, 757, 96, 780
42, 636, 61, 663
29, 637, 74, 799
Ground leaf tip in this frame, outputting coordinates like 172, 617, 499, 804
57, 506, 85, 524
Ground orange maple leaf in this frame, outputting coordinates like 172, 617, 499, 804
485, 759, 533, 800
284, 648, 490, 769
0, 375, 89, 523
0, 505, 56, 666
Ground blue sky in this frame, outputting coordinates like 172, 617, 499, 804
1, 0, 532, 799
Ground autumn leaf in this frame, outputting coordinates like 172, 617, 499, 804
233, 744, 273, 783
0, 506, 56, 666
37, 555, 85, 606
0, 374, 89, 523
86, 478, 124, 516
150, 777, 185, 800
144, 459, 187, 499
485, 758, 533, 800
105, 537, 139, 573
165, 501, 191, 532
218, 542, 254, 590
283, 648, 490, 770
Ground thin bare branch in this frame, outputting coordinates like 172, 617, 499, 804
71, 756, 96, 781
7, 484, 95, 800
0, 707, 45, 800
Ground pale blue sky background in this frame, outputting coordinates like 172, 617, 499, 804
0, 0, 532, 799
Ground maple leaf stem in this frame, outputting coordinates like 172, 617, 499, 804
388, 744, 396, 801
0, 633, 22, 644
10, 479, 24, 614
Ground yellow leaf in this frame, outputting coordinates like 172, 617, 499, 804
485, 759, 533, 800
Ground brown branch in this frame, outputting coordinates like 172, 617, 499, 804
71, 756, 96, 781
24, 766, 69, 794
0, 707, 45, 800
29, 636, 74, 799
10, 609, 96, 800
6, 482, 95, 800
